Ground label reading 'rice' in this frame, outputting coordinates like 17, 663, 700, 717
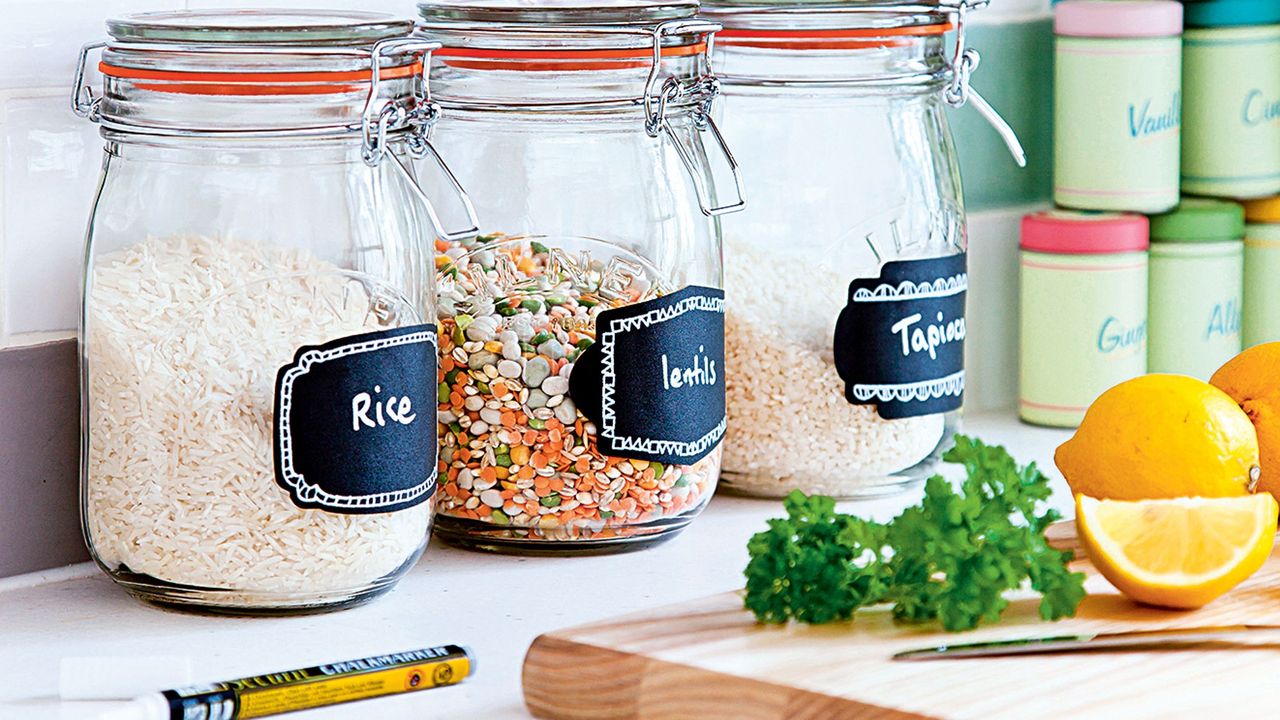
273, 324, 438, 514
832, 253, 966, 420
569, 285, 726, 465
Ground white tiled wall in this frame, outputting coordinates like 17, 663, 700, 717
0, 0, 411, 345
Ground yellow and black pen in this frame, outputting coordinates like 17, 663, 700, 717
99, 644, 472, 720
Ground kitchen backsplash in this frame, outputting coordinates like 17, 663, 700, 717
0, 0, 1051, 577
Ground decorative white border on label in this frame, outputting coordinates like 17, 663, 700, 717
276, 328, 438, 511
599, 292, 726, 460
851, 273, 968, 302
851, 370, 966, 403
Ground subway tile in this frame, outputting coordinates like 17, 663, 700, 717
964, 204, 1040, 413
949, 18, 1053, 212
0, 338, 84, 577
1, 90, 103, 335
0, 0, 185, 91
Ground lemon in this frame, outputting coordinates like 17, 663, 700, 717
1055, 374, 1259, 500
1076, 494, 1277, 608
1212, 342, 1280, 503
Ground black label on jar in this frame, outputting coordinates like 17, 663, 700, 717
832, 253, 966, 420
570, 285, 726, 466
273, 324, 438, 514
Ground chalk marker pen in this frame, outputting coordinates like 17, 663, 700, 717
99, 644, 472, 720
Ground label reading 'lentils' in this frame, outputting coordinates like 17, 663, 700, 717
274, 325, 438, 514
570, 285, 726, 465
833, 253, 966, 420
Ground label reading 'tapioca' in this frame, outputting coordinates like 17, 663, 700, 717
832, 253, 966, 420
570, 285, 726, 466
274, 325, 438, 514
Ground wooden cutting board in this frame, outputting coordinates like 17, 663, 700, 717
523, 529, 1280, 720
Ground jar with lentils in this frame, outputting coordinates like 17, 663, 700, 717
416, 0, 744, 553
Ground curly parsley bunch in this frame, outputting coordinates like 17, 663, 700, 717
744, 436, 1086, 632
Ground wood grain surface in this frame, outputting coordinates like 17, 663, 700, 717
523, 529, 1280, 720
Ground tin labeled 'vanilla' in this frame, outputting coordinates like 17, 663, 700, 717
1054, 0, 1183, 213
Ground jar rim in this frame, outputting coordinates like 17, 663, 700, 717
701, 1, 955, 33
417, 0, 698, 27
107, 9, 417, 46
415, 0, 712, 56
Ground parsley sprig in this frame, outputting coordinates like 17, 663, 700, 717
744, 435, 1086, 631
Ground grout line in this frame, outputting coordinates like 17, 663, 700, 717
1, 330, 77, 348
968, 200, 1051, 222
0, 562, 98, 594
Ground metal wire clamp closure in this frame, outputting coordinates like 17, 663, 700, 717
943, 0, 1026, 167
70, 38, 480, 241
642, 20, 747, 216
419, 18, 747, 217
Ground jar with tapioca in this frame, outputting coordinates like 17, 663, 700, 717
416, 0, 744, 553
703, 0, 1023, 497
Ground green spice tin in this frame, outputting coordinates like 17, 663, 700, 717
1242, 196, 1280, 346
1020, 211, 1149, 428
1182, 1, 1280, 198
1054, 0, 1183, 213
1147, 199, 1245, 380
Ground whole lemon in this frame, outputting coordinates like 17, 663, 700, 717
1211, 342, 1280, 504
1055, 374, 1259, 500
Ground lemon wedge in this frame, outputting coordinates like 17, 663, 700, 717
1076, 493, 1277, 609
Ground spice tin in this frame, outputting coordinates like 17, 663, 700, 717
1020, 211, 1149, 428
1242, 196, 1280, 346
1182, 0, 1280, 198
1147, 199, 1245, 379
1054, 0, 1183, 213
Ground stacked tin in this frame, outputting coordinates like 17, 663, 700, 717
1022, 0, 1280, 426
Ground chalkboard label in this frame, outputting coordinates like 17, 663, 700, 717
832, 253, 966, 420
570, 285, 726, 465
273, 324, 438, 514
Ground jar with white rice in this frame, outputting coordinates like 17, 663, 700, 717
705, 0, 1022, 497
74, 10, 476, 613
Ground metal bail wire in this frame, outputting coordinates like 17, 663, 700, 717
72, 42, 107, 121
643, 20, 746, 216
944, 1, 1027, 168
71, 34, 480, 241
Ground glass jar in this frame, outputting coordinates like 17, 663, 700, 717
416, 0, 744, 553
704, 0, 1021, 497
74, 10, 475, 613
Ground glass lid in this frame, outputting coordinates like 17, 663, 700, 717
700, 0, 971, 31
417, 0, 699, 26
107, 9, 416, 45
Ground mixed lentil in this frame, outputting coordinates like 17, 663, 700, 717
434, 234, 719, 542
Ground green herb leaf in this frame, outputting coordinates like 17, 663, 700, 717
743, 435, 1086, 632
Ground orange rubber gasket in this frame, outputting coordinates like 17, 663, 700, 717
717, 22, 952, 50
100, 61, 422, 96
436, 41, 706, 72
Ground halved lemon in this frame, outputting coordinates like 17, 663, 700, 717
1076, 493, 1278, 609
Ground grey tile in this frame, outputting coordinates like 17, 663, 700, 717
0, 339, 85, 577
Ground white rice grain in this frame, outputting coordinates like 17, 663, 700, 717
85, 236, 429, 599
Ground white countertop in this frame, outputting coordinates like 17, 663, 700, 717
0, 413, 1071, 720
